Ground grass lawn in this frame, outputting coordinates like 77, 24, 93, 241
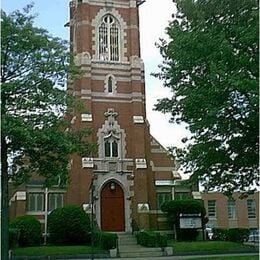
189, 256, 259, 260
12, 245, 107, 256
170, 241, 257, 254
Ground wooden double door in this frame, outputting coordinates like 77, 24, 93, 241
101, 181, 125, 231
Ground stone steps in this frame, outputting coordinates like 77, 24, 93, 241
117, 233, 164, 258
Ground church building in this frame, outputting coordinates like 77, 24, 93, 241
9, 0, 181, 233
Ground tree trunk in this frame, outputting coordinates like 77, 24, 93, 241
1, 137, 9, 260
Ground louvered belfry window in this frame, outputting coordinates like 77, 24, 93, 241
99, 15, 119, 61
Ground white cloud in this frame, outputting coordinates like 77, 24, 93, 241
139, 0, 190, 148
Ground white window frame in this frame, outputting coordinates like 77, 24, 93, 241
98, 14, 120, 62
247, 199, 256, 219
228, 200, 236, 219
48, 193, 64, 212
157, 192, 172, 209
104, 138, 119, 158
208, 200, 217, 218
28, 193, 44, 212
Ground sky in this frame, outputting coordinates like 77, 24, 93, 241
2, 0, 190, 149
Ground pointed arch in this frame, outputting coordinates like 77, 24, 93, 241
92, 8, 127, 62
104, 74, 117, 94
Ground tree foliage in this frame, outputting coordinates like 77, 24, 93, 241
1, 5, 94, 186
1, 6, 95, 258
155, 0, 259, 196
161, 199, 206, 223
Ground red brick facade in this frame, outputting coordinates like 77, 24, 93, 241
9, 0, 179, 233
202, 192, 259, 230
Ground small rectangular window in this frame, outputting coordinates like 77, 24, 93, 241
48, 193, 64, 212
208, 200, 216, 218
157, 193, 172, 209
247, 199, 256, 219
228, 200, 236, 219
28, 193, 44, 212
175, 192, 190, 200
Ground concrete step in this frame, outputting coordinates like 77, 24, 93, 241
118, 238, 137, 245
117, 232, 164, 258
119, 245, 162, 253
120, 250, 163, 258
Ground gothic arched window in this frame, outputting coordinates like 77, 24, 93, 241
104, 138, 119, 158
104, 74, 116, 94
108, 76, 113, 93
98, 14, 120, 61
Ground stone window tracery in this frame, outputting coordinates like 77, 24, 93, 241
98, 14, 120, 61
97, 109, 126, 159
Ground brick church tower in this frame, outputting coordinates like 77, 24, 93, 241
8, 0, 181, 233
66, 0, 180, 232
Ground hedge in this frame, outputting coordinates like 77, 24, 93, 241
136, 230, 167, 247
9, 216, 42, 247
93, 231, 117, 250
213, 228, 250, 243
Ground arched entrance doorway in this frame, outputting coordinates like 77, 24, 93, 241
101, 181, 125, 231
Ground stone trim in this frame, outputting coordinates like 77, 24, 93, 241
104, 74, 117, 94
91, 8, 127, 62
81, 113, 93, 122
151, 148, 167, 154
82, 0, 134, 9
93, 175, 133, 232
97, 108, 127, 159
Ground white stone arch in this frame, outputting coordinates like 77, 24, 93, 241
91, 8, 127, 62
95, 176, 132, 232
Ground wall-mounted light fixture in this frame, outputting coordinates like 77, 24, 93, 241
110, 182, 116, 191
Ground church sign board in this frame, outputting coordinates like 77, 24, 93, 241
179, 213, 202, 229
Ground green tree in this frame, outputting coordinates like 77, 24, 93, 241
1, 6, 95, 259
161, 199, 207, 241
155, 0, 259, 196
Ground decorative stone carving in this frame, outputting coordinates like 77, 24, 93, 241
81, 113, 93, 122
138, 203, 149, 213
133, 115, 144, 124
16, 191, 26, 201
82, 157, 94, 168
135, 158, 147, 169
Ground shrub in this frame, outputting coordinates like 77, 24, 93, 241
9, 228, 20, 248
48, 205, 91, 245
136, 230, 167, 247
213, 228, 250, 243
227, 228, 250, 243
10, 216, 42, 247
93, 231, 117, 250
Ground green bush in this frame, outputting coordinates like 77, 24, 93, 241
227, 228, 250, 243
9, 228, 20, 248
93, 231, 117, 250
213, 228, 250, 243
48, 205, 91, 245
136, 230, 167, 247
10, 216, 42, 247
